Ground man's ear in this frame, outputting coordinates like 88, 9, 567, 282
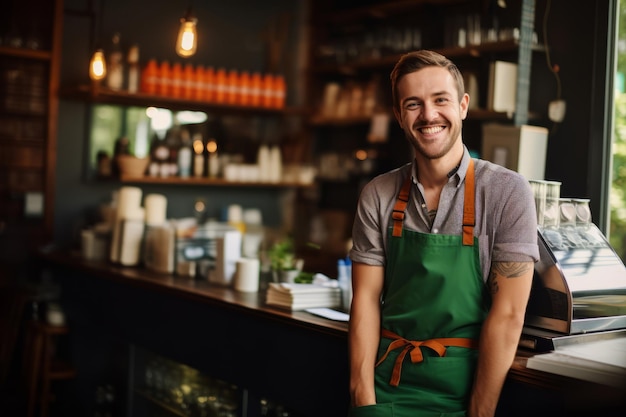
460, 93, 470, 120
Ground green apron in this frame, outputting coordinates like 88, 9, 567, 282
351, 159, 489, 417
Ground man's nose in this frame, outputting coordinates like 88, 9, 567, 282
419, 102, 437, 121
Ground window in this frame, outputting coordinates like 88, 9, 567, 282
610, 0, 626, 261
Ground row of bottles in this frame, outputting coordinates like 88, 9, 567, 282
144, 125, 284, 183
96, 32, 287, 109
140, 60, 287, 108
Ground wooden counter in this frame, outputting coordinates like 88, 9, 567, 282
41, 251, 624, 417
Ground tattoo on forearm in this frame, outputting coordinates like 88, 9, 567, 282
493, 262, 532, 278
488, 262, 532, 295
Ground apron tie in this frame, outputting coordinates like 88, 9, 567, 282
375, 329, 479, 387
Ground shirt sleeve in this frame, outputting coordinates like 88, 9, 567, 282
491, 172, 540, 264
349, 178, 388, 266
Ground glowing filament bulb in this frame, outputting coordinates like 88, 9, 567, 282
176, 17, 198, 58
89, 49, 106, 80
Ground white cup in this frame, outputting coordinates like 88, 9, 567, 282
234, 258, 260, 292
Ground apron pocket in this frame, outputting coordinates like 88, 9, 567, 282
349, 403, 394, 417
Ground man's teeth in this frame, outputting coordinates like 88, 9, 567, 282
420, 126, 445, 134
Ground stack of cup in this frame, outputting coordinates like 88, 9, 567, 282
529, 180, 561, 228
234, 258, 260, 292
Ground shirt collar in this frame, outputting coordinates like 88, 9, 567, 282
411, 146, 471, 188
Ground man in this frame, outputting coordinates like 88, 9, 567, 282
348, 50, 539, 417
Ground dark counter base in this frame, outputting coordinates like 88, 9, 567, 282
41, 252, 624, 417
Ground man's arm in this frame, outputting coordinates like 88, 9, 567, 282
349, 262, 385, 407
467, 261, 534, 417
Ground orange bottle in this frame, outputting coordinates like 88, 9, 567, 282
203, 66, 215, 102
214, 68, 227, 104
193, 65, 205, 101
273, 74, 286, 108
238, 71, 251, 106
226, 69, 239, 105
171, 62, 183, 98
250, 72, 262, 107
158, 61, 171, 96
261, 73, 274, 108
142, 59, 158, 95
183, 63, 194, 99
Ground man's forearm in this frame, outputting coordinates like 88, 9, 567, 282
467, 311, 524, 417
349, 297, 380, 407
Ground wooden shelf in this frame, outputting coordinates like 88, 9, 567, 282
0, 45, 52, 61
60, 84, 308, 116
116, 175, 315, 189
311, 40, 544, 75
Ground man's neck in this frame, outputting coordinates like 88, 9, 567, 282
415, 145, 464, 189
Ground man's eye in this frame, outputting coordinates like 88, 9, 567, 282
404, 102, 419, 110
436, 97, 449, 104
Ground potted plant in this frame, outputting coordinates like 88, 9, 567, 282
268, 238, 302, 283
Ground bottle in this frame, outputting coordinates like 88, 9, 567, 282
206, 138, 219, 178
261, 73, 275, 108
141, 59, 158, 94
214, 68, 227, 103
183, 63, 194, 99
250, 72, 262, 107
226, 69, 239, 105
273, 74, 286, 108
337, 257, 352, 312
158, 61, 171, 96
192, 132, 205, 177
177, 128, 192, 178
171, 62, 183, 98
203, 66, 215, 102
238, 71, 251, 106
257, 144, 271, 182
193, 65, 205, 101
150, 134, 170, 177
268, 145, 282, 183
106, 32, 124, 90
127, 44, 140, 93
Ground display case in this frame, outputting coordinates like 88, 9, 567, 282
129, 341, 316, 417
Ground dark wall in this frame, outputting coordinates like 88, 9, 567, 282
54, 0, 306, 248
539, 0, 615, 229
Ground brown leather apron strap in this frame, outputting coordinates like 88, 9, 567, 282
392, 158, 475, 242
392, 176, 412, 237
375, 328, 478, 387
462, 158, 475, 246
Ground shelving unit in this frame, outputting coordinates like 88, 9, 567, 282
301, 0, 546, 253
58, 83, 314, 189
0, 0, 63, 274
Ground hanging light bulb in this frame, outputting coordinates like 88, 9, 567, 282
176, 7, 198, 58
89, 48, 107, 81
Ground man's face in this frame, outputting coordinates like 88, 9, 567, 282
393, 66, 469, 160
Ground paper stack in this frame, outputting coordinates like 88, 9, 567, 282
266, 283, 341, 311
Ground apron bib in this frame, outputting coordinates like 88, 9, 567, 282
351, 159, 489, 417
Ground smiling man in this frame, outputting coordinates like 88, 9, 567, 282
348, 50, 539, 417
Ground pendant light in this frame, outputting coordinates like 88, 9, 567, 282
89, 0, 107, 81
176, 5, 198, 58
89, 48, 107, 80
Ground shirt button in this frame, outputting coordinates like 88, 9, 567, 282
432, 228, 439, 234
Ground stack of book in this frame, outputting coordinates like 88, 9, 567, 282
266, 282, 341, 311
